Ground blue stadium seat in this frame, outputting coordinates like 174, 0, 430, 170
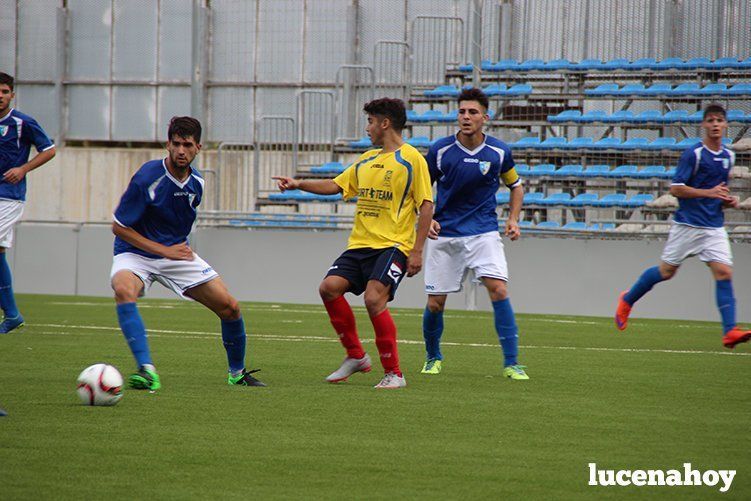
482, 83, 507, 96
548, 110, 582, 122
609, 165, 639, 178
310, 161, 345, 174
552, 164, 583, 177
635, 165, 667, 179
593, 137, 622, 150
602, 58, 631, 70
349, 137, 372, 149
523, 192, 545, 204
511, 137, 541, 149
739, 56, 751, 69
536, 221, 561, 229
634, 110, 663, 124
519, 220, 534, 228
642, 83, 673, 96
441, 110, 459, 122
711, 57, 740, 69
496, 192, 511, 204
619, 138, 650, 150
599, 223, 616, 231
582, 164, 611, 177
539, 193, 572, 206
661, 110, 690, 123
407, 136, 431, 148
623, 194, 654, 208
416, 110, 444, 123
580, 110, 608, 123
604, 110, 636, 123
647, 137, 677, 150
423, 85, 460, 97
487, 59, 518, 72
567, 193, 599, 207
562, 222, 588, 230
514, 164, 530, 175
666, 167, 677, 177
672, 137, 701, 150
728, 83, 751, 95
566, 137, 595, 149
593, 193, 628, 207
669, 83, 701, 96
458, 62, 476, 72
727, 110, 746, 122
585, 83, 620, 96
679, 57, 712, 70
540, 137, 567, 150
686, 111, 704, 123
543, 59, 573, 71
406, 110, 420, 122
526, 164, 556, 177
653, 57, 684, 70
518, 59, 546, 71
699, 83, 728, 95
575, 59, 605, 71
628, 58, 657, 70
616, 83, 646, 96
506, 83, 533, 95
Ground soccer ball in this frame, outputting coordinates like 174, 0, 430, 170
76, 364, 124, 406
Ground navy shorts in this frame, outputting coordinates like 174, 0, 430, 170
325, 247, 408, 301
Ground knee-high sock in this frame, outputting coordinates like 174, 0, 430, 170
624, 266, 665, 306
422, 307, 444, 360
221, 316, 247, 373
324, 296, 364, 359
371, 309, 400, 375
0, 252, 19, 318
715, 279, 736, 334
492, 298, 518, 367
116, 302, 152, 368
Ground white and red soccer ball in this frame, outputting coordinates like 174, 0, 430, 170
76, 364, 124, 406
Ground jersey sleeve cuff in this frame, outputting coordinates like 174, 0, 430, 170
112, 215, 130, 228
670, 182, 686, 186
506, 179, 523, 189
40, 144, 55, 152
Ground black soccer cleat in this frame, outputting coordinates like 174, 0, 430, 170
228, 369, 267, 387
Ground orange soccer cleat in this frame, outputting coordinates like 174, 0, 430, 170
615, 291, 632, 331
722, 327, 751, 349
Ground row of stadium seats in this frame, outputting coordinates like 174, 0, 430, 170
518, 221, 616, 231
586, 82, 751, 97
500, 192, 654, 208
459, 56, 751, 73
407, 109, 498, 123
424, 84, 532, 97
516, 163, 675, 179
547, 109, 751, 124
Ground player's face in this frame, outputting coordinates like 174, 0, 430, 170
0, 84, 14, 114
366, 114, 386, 146
457, 100, 488, 137
702, 113, 728, 141
167, 135, 201, 169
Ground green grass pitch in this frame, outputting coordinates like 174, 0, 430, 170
1, 294, 749, 499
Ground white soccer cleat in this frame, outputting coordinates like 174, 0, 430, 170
374, 372, 406, 389
325, 354, 372, 383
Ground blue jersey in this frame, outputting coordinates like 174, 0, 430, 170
0, 108, 54, 201
113, 159, 204, 258
427, 134, 521, 237
672, 143, 734, 228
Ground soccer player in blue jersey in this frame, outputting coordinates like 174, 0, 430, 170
616, 104, 751, 348
0, 72, 56, 334
420, 87, 529, 380
111, 116, 265, 390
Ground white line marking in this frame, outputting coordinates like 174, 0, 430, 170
29, 323, 750, 357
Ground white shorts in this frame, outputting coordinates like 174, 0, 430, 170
661, 222, 733, 267
424, 231, 508, 294
110, 252, 220, 299
0, 199, 24, 248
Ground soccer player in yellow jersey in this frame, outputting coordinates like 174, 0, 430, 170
274, 98, 433, 388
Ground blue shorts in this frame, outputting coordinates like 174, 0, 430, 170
326, 247, 408, 301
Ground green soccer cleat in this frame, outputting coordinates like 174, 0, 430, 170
421, 359, 442, 375
128, 367, 161, 391
503, 365, 529, 380
228, 369, 266, 387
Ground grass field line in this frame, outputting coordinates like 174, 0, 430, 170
31, 323, 750, 357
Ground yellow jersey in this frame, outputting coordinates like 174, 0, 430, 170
334, 144, 433, 255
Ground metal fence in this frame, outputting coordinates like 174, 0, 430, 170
3, 0, 749, 145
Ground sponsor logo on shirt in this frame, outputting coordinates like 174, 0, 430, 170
370, 163, 384, 169
463, 158, 479, 163
358, 187, 393, 201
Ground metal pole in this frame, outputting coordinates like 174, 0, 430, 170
471, 0, 482, 86
56, 7, 67, 145
190, 0, 206, 125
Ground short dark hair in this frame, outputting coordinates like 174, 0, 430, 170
0, 72, 14, 91
703, 104, 726, 120
168, 116, 202, 143
458, 87, 489, 111
363, 98, 406, 131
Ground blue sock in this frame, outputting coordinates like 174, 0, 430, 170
624, 266, 665, 306
221, 316, 247, 374
0, 252, 19, 318
422, 307, 444, 361
116, 302, 152, 368
715, 279, 736, 334
492, 298, 518, 367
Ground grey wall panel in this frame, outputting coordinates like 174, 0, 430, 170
13, 85, 58, 140
13, 224, 78, 295
66, 86, 110, 140
67, 0, 112, 80
159, 0, 193, 81
157, 87, 192, 139
112, 86, 156, 141
113, 0, 157, 80
210, 0, 257, 82
357, 0, 406, 70
75, 225, 117, 297
256, 0, 304, 83
0, 0, 16, 74
16, 0, 59, 80
207, 87, 253, 142
303, 0, 352, 83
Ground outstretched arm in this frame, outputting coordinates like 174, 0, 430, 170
112, 223, 194, 261
3, 147, 56, 184
272, 176, 342, 195
407, 200, 434, 277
